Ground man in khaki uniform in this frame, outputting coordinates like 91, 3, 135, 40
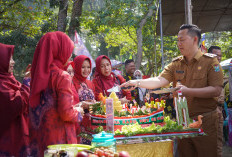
208, 46, 224, 157
121, 24, 223, 157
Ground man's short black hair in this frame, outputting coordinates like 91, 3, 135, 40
179, 24, 201, 45
124, 59, 134, 66
208, 46, 221, 53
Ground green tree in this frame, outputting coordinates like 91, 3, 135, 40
0, 0, 55, 79
205, 31, 232, 61
1, 0, 231, 79
0, 0, 52, 36
81, 0, 159, 73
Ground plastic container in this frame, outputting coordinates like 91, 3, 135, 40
44, 149, 72, 157
45, 144, 92, 157
91, 131, 116, 152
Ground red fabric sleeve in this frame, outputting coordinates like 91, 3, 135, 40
92, 78, 104, 101
56, 72, 79, 122
0, 83, 29, 136
71, 82, 79, 104
117, 75, 132, 100
86, 80, 95, 94
20, 84, 30, 112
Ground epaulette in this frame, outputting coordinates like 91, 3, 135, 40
203, 53, 217, 58
172, 56, 182, 62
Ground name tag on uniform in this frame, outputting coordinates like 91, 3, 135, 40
176, 70, 184, 74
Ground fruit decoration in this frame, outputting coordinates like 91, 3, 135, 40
114, 116, 184, 137
98, 93, 106, 105
90, 96, 165, 117
188, 115, 203, 128
109, 92, 122, 111
76, 151, 89, 157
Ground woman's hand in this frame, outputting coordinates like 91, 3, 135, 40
82, 101, 95, 109
24, 64, 31, 78
75, 100, 96, 109
119, 96, 130, 104
85, 99, 96, 103
120, 80, 138, 91
74, 105, 84, 116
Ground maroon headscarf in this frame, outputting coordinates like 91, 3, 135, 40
0, 43, 13, 74
0, 43, 22, 89
29, 31, 74, 108
95, 55, 116, 93
0, 43, 29, 135
73, 55, 92, 82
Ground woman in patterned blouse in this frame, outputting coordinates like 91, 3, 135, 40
73, 55, 95, 103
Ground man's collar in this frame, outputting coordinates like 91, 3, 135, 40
193, 50, 203, 61
180, 50, 203, 63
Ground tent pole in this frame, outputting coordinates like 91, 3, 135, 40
159, 0, 164, 70
185, 0, 192, 24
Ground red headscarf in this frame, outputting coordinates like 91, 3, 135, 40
0, 43, 13, 74
95, 55, 116, 93
0, 43, 21, 87
0, 43, 29, 135
73, 55, 92, 82
64, 61, 74, 71
29, 31, 74, 108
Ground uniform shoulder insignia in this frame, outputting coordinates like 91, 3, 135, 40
172, 56, 182, 62
203, 53, 217, 58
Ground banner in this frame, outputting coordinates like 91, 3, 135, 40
201, 33, 207, 53
91, 110, 164, 126
73, 31, 96, 67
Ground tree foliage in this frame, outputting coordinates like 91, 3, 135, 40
0, 0, 53, 36
204, 31, 232, 61
0, 31, 42, 81
0, 0, 231, 79
81, 0, 159, 72
0, 0, 56, 80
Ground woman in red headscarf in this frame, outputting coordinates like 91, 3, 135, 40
73, 55, 95, 102
65, 61, 80, 104
92, 55, 131, 103
0, 43, 30, 157
72, 55, 95, 144
65, 61, 75, 78
29, 31, 81, 156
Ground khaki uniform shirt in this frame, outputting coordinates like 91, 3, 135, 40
217, 88, 225, 105
160, 50, 224, 117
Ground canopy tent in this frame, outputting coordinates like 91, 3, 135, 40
220, 58, 232, 70
157, 0, 232, 36
157, 0, 232, 69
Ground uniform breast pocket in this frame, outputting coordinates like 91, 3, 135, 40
193, 72, 207, 87
175, 73, 185, 81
